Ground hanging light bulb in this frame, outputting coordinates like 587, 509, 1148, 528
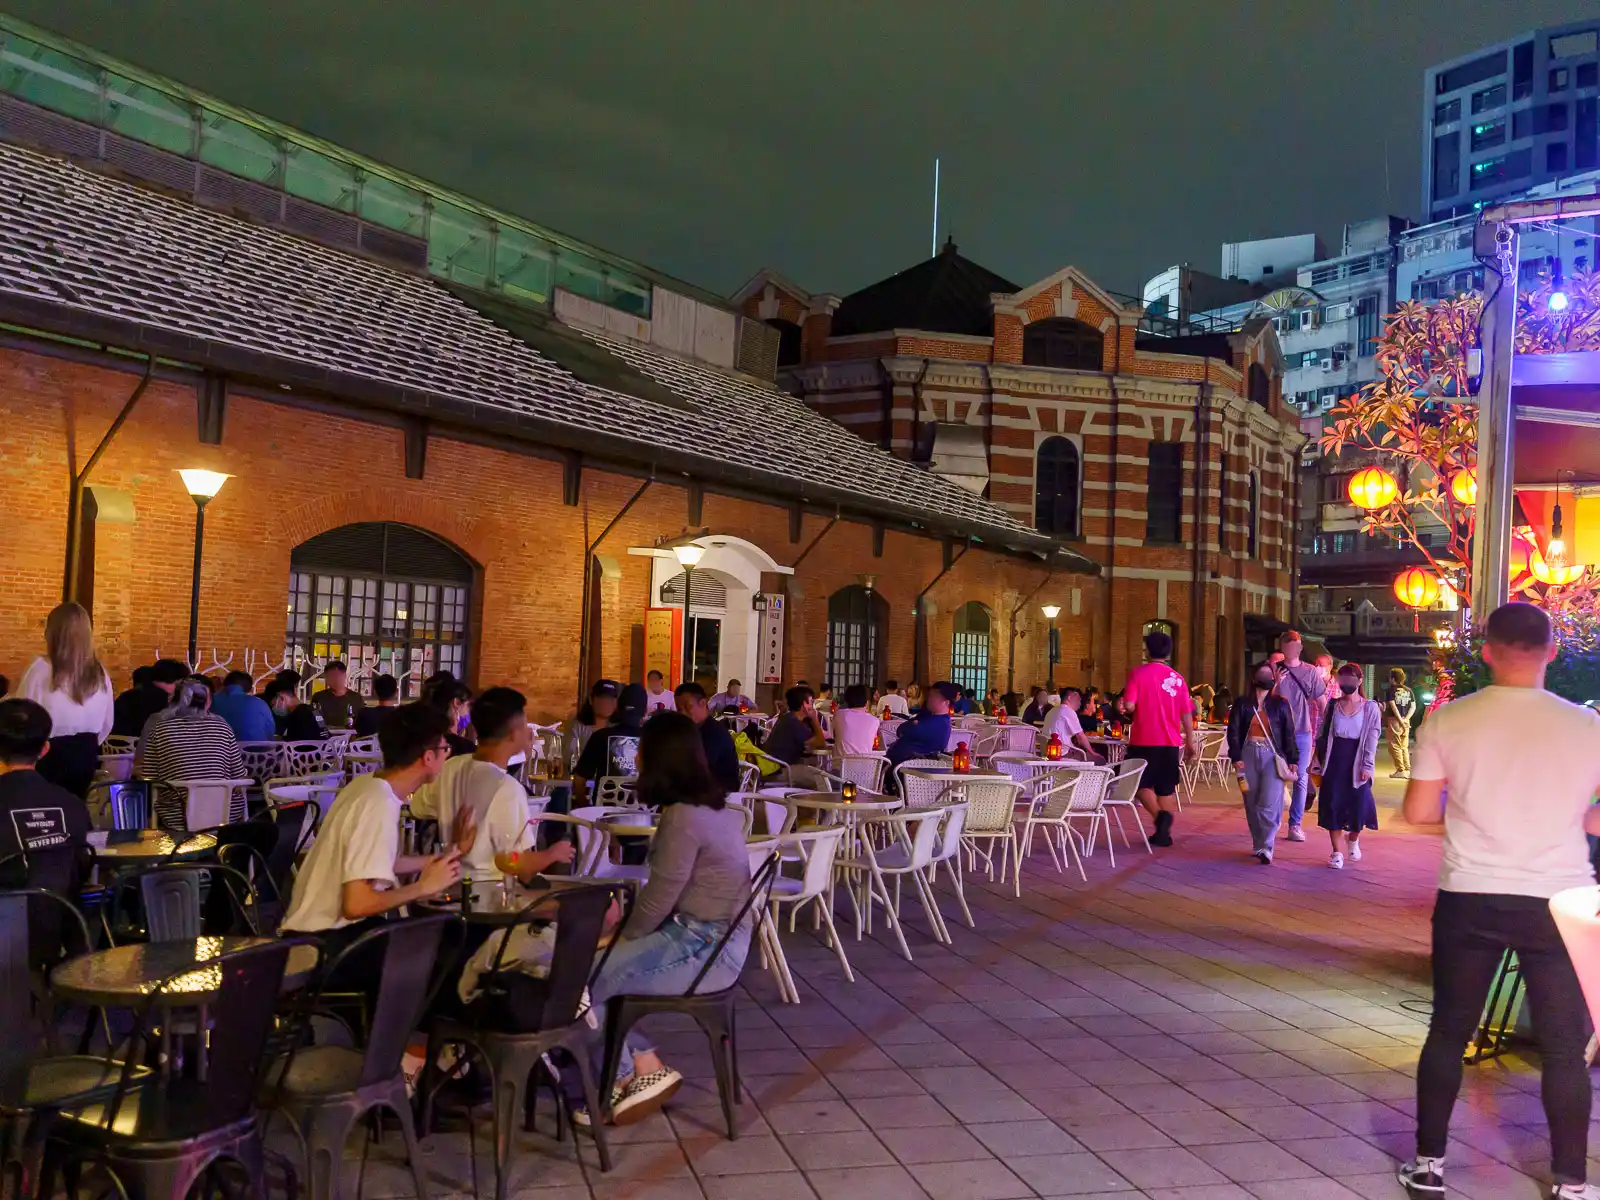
1550, 290, 1570, 313
1548, 472, 1568, 568
1550, 244, 1569, 312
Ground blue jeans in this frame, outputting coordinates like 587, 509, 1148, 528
583, 914, 749, 1088
1240, 741, 1286, 854
1288, 732, 1313, 827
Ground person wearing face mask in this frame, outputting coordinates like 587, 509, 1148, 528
1226, 662, 1299, 864
1310, 662, 1381, 869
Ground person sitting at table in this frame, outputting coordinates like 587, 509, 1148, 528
674, 681, 742, 793
570, 710, 754, 1127
879, 681, 909, 718
0, 698, 92, 964
1044, 688, 1104, 763
905, 683, 925, 714
211, 670, 276, 743
354, 673, 401, 738
572, 683, 646, 804
567, 679, 619, 767
264, 677, 324, 741
310, 660, 366, 731
886, 681, 957, 769
1079, 694, 1103, 734
280, 703, 470, 960
424, 677, 476, 757
707, 679, 750, 715
135, 678, 247, 832
1021, 686, 1049, 726
832, 684, 881, 757
17, 602, 115, 801
112, 658, 189, 740
410, 687, 575, 882
762, 686, 830, 787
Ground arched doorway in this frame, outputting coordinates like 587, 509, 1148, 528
951, 602, 991, 695
287, 522, 474, 695
826, 585, 888, 688
659, 571, 729, 688
642, 535, 793, 691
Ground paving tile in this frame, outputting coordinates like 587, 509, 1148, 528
679, 1134, 797, 1176
906, 1159, 1033, 1200
827, 1070, 927, 1099
1096, 1145, 1231, 1189
1060, 1113, 1178, 1151
878, 1125, 994, 1165
1278, 1135, 1401, 1176
781, 1130, 895, 1172
1160, 1110, 1264, 1146
1006, 1152, 1137, 1194
849, 1094, 961, 1128
806, 1163, 930, 1200
1314, 1101, 1415, 1136
699, 1171, 817, 1200
969, 1120, 1085, 1157
1221, 1105, 1348, 1141
1102, 1083, 1218, 1113
936, 1089, 1045, 1124
1188, 1139, 1325, 1182
1240, 1180, 1369, 1199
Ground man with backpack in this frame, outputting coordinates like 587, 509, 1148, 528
1271, 630, 1327, 843
1384, 667, 1416, 779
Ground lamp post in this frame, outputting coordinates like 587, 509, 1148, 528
673, 543, 705, 685
1040, 604, 1061, 691
178, 469, 229, 663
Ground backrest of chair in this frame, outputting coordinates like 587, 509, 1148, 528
836, 754, 888, 793
877, 720, 900, 750
1202, 731, 1228, 762
239, 741, 286, 781
97, 752, 135, 782
0, 893, 30, 1106
344, 751, 382, 779
686, 852, 779, 996
1032, 773, 1087, 819
738, 760, 761, 792
1057, 764, 1112, 813
218, 842, 282, 934
594, 776, 637, 806
102, 734, 139, 755
183, 940, 295, 1125
172, 778, 251, 829
969, 729, 1001, 761
997, 725, 1039, 754
931, 801, 969, 864
900, 808, 948, 870
952, 779, 1022, 833
268, 799, 319, 884
722, 797, 756, 837
776, 827, 844, 901
282, 741, 329, 777
895, 761, 951, 810
533, 812, 600, 873
532, 883, 620, 1026
107, 780, 151, 830
1106, 759, 1147, 802
139, 865, 204, 940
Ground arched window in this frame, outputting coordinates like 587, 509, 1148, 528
1142, 619, 1178, 665
766, 318, 803, 367
826, 585, 888, 689
287, 522, 474, 696
1034, 436, 1081, 537
1247, 471, 1260, 558
1022, 318, 1104, 371
950, 602, 991, 696
1248, 362, 1270, 408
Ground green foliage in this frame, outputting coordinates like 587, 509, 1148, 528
1441, 635, 1600, 706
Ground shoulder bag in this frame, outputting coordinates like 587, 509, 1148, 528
1250, 703, 1298, 784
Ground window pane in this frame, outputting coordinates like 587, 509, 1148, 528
359, 172, 428, 236
429, 199, 493, 288
493, 226, 555, 301
284, 144, 358, 211
4, 38, 101, 123
104, 71, 195, 154
199, 112, 281, 183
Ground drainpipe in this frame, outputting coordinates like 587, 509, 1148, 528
914, 542, 969, 684
576, 476, 653, 708
778, 512, 839, 696
1191, 360, 1212, 685
1099, 329, 1123, 690
1006, 566, 1055, 695
64, 355, 155, 604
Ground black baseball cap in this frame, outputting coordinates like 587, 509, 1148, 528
590, 679, 620, 698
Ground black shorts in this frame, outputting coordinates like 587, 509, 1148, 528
1126, 745, 1182, 797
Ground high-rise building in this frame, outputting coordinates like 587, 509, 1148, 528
1423, 20, 1599, 223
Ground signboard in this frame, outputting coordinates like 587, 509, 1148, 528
758, 593, 785, 685
644, 607, 683, 684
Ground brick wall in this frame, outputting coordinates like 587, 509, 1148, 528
0, 344, 1084, 720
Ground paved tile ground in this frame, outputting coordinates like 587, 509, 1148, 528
348, 762, 1584, 1200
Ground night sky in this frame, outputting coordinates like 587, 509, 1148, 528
10, 1, 1596, 299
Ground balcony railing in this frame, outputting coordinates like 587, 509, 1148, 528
1300, 609, 1457, 641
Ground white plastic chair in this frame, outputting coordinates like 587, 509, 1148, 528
949, 779, 1024, 896
593, 776, 638, 807
282, 740, 330, 777
96, 752, 135, 783
239, 741, 286, 782
569, 804, 652, 880
831, 754, 889, 795
528, 812, 600, 874
994, 724, 1041, 755
344, 751, 382, 779
927, 799, 973, 929
1016, 770, 1101, 881
767, 827, 855, 997
1102, 758, 1152, 856
101, 735, 139, 756
738, 760, 762, 792
893, 758, 952, 810
169, 777, 253, 829
838, 806, 954, 960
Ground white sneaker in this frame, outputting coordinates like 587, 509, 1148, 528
1551, 1183, 1600, 1199
1349, 841, 1363, 862
1286, 825, 1306, 842
1397, 1156, 1445, 1195
1253, 849, 1272, 865
1328, 852, 1344, 869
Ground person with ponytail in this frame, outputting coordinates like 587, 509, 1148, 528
18, 602, 113, 798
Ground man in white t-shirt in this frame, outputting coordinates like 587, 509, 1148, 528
879, 681, 910, 718
282, 704, 469, 950
832, 684, 882, 757
1398, 603, 1600, 1200
643, 670, 674, 715
409, 687, 575, 883
1043, 688, 1102, 763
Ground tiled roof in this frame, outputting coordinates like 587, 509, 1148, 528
0, 143, 1090, 567
832, 238, 1020, 338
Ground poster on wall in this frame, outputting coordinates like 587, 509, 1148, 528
643, 607, 683, 683
759, 594, 785, 685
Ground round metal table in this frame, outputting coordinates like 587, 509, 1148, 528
87, 830, 218, 864
50, 936, 321, 1008
419, 876, 626, 926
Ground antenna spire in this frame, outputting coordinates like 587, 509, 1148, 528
931, 158, 940, 258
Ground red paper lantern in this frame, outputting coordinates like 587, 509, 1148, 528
1529, 544, 1586, 586
1510, 529, 1535, 582
1393, 567, 1441, 609
1450, 468, 1477, 506
1348, 466, 1399, 510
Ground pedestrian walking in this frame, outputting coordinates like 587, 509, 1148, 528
1226, 661, 1298, 864
1311, 662, 1380, 869
1384, 667, 1417, 778
1270, 630, 1327, 843
1398, 603, 1600, 1199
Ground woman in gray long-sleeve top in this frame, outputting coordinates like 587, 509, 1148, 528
576, 710, 753, 1128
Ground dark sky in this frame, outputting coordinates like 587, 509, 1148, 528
11, 1, 1596, 298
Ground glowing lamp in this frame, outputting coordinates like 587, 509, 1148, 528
178, 469, 230, 500
872, 729, 882, 751
1510, 530, 1535, 581
1394, 567, 1441, 609
951, 741, 971, 774
672, 543, 705, 567
1550, 291, 1570, 313
1347, 466, 1399, 510
1040, 604, 1062, 620
1529, 544, 1586, 586
997, 707, 1008, 725
1450, 469, 1477, 506
1045, 733, 1064, 761
841, 780, 857, 802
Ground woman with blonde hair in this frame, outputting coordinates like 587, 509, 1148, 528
18, 602, 114, 798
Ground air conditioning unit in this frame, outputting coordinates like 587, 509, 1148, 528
1319, 395, 1336, 412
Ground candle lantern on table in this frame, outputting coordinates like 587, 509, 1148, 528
1045, 732, 1063, 761
952, 741, 971, 774
841, 780, 857, 802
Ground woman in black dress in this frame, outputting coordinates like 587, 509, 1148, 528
1311, 662, 1382, 869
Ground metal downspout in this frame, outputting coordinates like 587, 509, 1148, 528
914, 543, 969, 684
1192, 360, 1211, 684
64, 355, 155, 603
1006, 567, 1056, 695
576, 476, 653, 708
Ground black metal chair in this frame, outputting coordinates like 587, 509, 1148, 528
419, 883, 625, 1199
597, 853, 780, 1139
266, 800, 322, 899
87, 780, 151, 833
41, 939, 304, 1200
217, 843, 285, 935
0, 888, 140, 1200
106, 862, 260, 944
267, 913, 461, 1200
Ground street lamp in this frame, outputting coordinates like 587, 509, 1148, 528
178, 469, 229, 663
1040, 604, 1062, 690
673, 542, 705, 685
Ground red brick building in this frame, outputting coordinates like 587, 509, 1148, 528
735, 240, 1309, 690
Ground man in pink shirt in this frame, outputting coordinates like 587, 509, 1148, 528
1120, 629, 1197, 846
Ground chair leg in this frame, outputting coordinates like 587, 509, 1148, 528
817, 899, 858, 979
487, 1046, 538, 1200
387, 1088, 430, 1200
570, 1045, 613, 1173
696, 1007, 741, 1140
949, 854, 975, 930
